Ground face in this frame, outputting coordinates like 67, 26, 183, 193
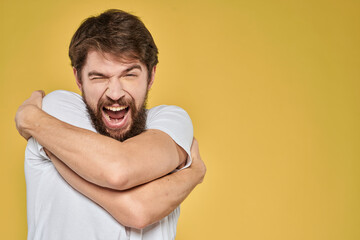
75, 50, 154, 141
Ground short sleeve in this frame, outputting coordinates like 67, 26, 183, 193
25, 137, 51, 169
41, 90, 94, 131
146, 105, 193, 170
25, 90, 96, 167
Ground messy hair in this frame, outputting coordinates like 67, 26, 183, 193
69, 9, 158, 81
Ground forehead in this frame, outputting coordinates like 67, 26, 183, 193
83, 50, 146, 73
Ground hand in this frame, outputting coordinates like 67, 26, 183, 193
190, 138, 206, 184
15, 90, 45, 140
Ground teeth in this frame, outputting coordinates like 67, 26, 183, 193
104, 106, 127, 111
103, 111, 123, 122
103, 112, 111, 121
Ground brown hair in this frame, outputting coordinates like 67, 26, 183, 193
69, 9, 158, 81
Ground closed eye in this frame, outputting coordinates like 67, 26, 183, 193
125, 74, 137, 77
88, 71, 108, 80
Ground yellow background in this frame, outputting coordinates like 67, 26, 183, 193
1, 0, 359, 239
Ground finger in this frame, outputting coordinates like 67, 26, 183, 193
190, 137, 200, 159
38, 90, 45, 97
31, 90, 45, 99
190, 137, 198, 150
28, 90, 45, 108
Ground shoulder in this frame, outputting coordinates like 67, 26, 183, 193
146, 105, 194, 169
42, 90, 94, 131
42, 90, 84, 112
146, 105, 192, 124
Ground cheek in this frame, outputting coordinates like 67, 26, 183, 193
131, 85, 148, 106
83, 85, 105, 108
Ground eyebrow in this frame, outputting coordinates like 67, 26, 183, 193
88, 71, 108, 78
123, 64, 142, 73
88, 64, 142, 78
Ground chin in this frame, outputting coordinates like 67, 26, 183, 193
106, 126, 130, 142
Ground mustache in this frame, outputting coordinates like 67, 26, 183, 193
82, 91, 148, 142
97, 96, 133, 108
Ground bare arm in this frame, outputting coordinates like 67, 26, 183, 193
44, 139, 205, 229
15, 91, 190, 190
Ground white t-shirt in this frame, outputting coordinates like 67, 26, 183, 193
25, 90, 193, 240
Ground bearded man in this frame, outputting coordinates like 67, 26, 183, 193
15, 9, 206, 240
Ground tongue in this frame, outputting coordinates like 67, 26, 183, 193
104, 109, 127, 119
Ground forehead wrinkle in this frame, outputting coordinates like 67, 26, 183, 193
87, 63, 142, 79
84, 51, 147, 79
93, 50, 142, 68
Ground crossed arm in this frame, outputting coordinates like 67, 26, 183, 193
17, 98, 189, 190
44, 139, 204, 229
16, 91, 206, 228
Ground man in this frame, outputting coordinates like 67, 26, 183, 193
15, 9, 205, 240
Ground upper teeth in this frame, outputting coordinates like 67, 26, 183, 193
105, 106, 127, 111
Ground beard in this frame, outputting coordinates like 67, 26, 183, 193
83, 92, 148, 142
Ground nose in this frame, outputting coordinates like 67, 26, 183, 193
106, 78, 125, 101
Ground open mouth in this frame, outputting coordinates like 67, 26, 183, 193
102, 105, 130, 129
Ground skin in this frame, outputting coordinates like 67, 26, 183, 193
15, 51, 206, 228
17, 51, 189, 190
44, 138, 205, 229
76, 51, 151, 139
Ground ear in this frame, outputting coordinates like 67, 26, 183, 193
73, 67, 82, 90
147, 66, 156, 90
